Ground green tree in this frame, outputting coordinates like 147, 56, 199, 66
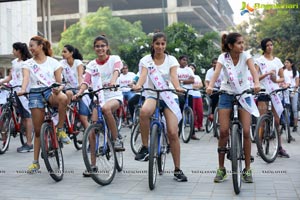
164, 22, 220, 78
56, 7, 147, 61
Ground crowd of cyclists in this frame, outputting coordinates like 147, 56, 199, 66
0, 31, 298, 187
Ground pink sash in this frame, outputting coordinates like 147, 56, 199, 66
63, 61, 78, 87
223, 53, 259, 117
27, 60, 53, 86
145, 58, 182, 123
257, 61, 283, 117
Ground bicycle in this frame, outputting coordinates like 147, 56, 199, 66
130, 91, 144, 155
23, 83, 65, 181
202, 92, 214, 133
180, 87, 194, 143
64, 88, 86, 150
254, 88, 286, 163
0, 84, 34, 154
81, 85, 124, 186
141, 88, 173, 190
278, 87, 292, 143
216, 89, 255, 194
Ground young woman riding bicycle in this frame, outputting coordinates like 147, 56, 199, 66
206, 32, 260, 183
132, 32, 188, 182
61, 44, 90, 130
255, 38, 290, 158
18, 36, 70, 173
0, 42, 33, 153
74, 35, 125, 176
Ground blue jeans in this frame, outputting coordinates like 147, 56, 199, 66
28, 87, 52, 109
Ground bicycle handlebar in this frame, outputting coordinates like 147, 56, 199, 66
79, 85, 120, 98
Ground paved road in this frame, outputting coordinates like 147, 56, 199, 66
0, 126, 299, 200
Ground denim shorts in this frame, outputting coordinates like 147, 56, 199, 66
218, 93, 251, 109
28, 87, 52, 109
78, 99, 91, 116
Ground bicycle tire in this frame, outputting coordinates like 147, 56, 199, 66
181, 107, 194, 143
0, 112, 12, 154
149, 124, 159, 190
213, 107, 220, 139
40, 122, 64, 182
130, 123, 142, 155
250, 115, 256, 143
157, 129, 168, 175
203, 95, 211, 117
115, 134, 124, 172
82, 123, 116, 186
205, 116, 213, 133
231, 124, 242, 195
114, 110, 123, 132
19, 123, 34, 146
255, 114, 279, 163
73, 116, 84, 150
283, 109, 291, 143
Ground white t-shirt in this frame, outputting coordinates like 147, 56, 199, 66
255, 56, 284, 89
85, 55, 123, 102
22, 57, 61, 89
139, 54, 179, 99
60, 59, 83, 88
118, 72, 136, 92
189, 75, 202, 97
205, 67, 223, 89
218, 51, 252, 93
284, 69, 299, 87
247, 70, 254, 88
177, 66, 194, 89
10, 58, 23, 86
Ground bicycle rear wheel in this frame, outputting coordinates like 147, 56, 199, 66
231, 124, 242, 195
40, 123, 64, 182
255, 114, 279, 163
149, 124, 159, 190
0, 112, 12, 154
82, 124, 116, 186
213, 107, 220, 139
130, 123, 142, 155
281, 108, 291, 143
181, 107, 194, 143
114, 109, 123, 132
115, 134, 124, 172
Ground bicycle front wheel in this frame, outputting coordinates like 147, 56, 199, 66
40, 123, 64, 182
255, 114, 279, 163
82, 124, 116, 186
181, 107, 194, 143
213, 107, 220, 139
149, 124, 159, 190
0, 112, 12, 154
231, 124, 242, 195
130, 123, 142, 155
157, 130, 168, 175
205, 116, 213, 133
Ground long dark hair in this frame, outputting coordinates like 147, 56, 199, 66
64, 44, 83, 60
150, 32, 169, 59
260, 38, 273, 55
221, 32, 242, 52
12, 42, 32, 61
286, 58, 297, 78
30, 36, 53, 57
